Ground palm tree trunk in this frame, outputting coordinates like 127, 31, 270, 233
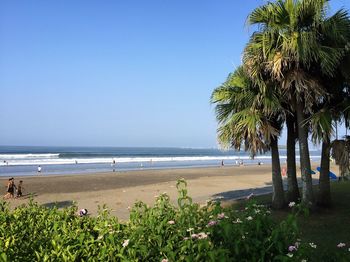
286, 115, 300, 202
295, 101, 315, 206
270, 135, 285, 209
317, 136, 331, 207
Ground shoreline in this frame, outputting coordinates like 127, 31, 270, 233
1, 164, 336, 220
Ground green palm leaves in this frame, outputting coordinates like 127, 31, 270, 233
211, 67, 280, 155
212, 0, 350, 208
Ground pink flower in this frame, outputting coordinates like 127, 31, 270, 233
207, 220, 218, 227
167, 220, 175, 225
288, 245, 297, 252
217, 213, 225, 219
191, 233, 198, 239
337, 243, 346, 248
161, 259, 169, 262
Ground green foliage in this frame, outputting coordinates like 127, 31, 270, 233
0, 179, 348, 261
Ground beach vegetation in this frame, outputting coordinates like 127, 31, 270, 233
2, 179, 346, 261
1, 180, 350, 261
246, 180, 350, 261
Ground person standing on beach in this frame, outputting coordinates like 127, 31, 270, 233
37, 165, 42, 173
16, 180, 23, 198
221, 160, 224, 166
282, 167, 287, 177
111, 159, 116, 172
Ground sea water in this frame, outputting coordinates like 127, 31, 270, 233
0, 146, 321, 177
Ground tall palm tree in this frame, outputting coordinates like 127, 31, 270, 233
308, 49, 350, 206
309, 108, 334, 206
211, 66, 286, 208
243, 0, 350, 206
285, 112, 300, 202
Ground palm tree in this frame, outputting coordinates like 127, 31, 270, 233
285, 112, 300, 202
309, 108, 334, 206
211, 66, 286, 208
244, 0, 350, 206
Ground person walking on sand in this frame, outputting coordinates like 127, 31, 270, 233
37, 165, 42, 173
3, 178, 15, 199
16, 180, 24, 198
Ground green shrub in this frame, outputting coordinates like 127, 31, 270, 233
0, 179, 348, 261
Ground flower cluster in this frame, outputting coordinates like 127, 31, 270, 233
207, 220, 218, 227
337, 242, 346, 248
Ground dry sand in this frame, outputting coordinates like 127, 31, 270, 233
1, 164, 335, 220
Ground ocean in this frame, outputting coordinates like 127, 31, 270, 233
0, 146, 322, 177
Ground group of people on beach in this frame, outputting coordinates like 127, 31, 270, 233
3, 177, 23, 199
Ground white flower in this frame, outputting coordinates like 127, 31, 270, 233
97, 235, 103, 240
197, 232, 208, 239
167, 220, 175, 225
287, 253, 293, 258
309, 242, 317, 249
337, 243, 346, 248
122, 239, 129, 247
288, 202, 296, 208
233, 218, 242, 224
187, 228, 194, 232
246, 216, 253, 221
301, 260, 307, 262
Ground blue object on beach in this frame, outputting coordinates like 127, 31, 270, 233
316, 167, 337, 180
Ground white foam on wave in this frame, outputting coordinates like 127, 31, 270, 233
0, 154, 321, 166
0, 153, 60, 160
1, 155, 260, 166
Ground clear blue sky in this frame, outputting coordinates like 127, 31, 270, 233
1, 0, 349, 148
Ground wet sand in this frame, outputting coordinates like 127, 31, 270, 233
1, 164, 334, 220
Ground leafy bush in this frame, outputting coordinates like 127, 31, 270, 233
0, 179, 348, 261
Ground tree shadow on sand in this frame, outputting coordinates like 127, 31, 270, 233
211, 177, 321, 201
20, 192, 38, 199
42, 200, 74, 209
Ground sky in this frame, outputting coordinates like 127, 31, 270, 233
1, 0, 349, 148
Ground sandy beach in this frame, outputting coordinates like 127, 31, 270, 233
1, 164, 335, 220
